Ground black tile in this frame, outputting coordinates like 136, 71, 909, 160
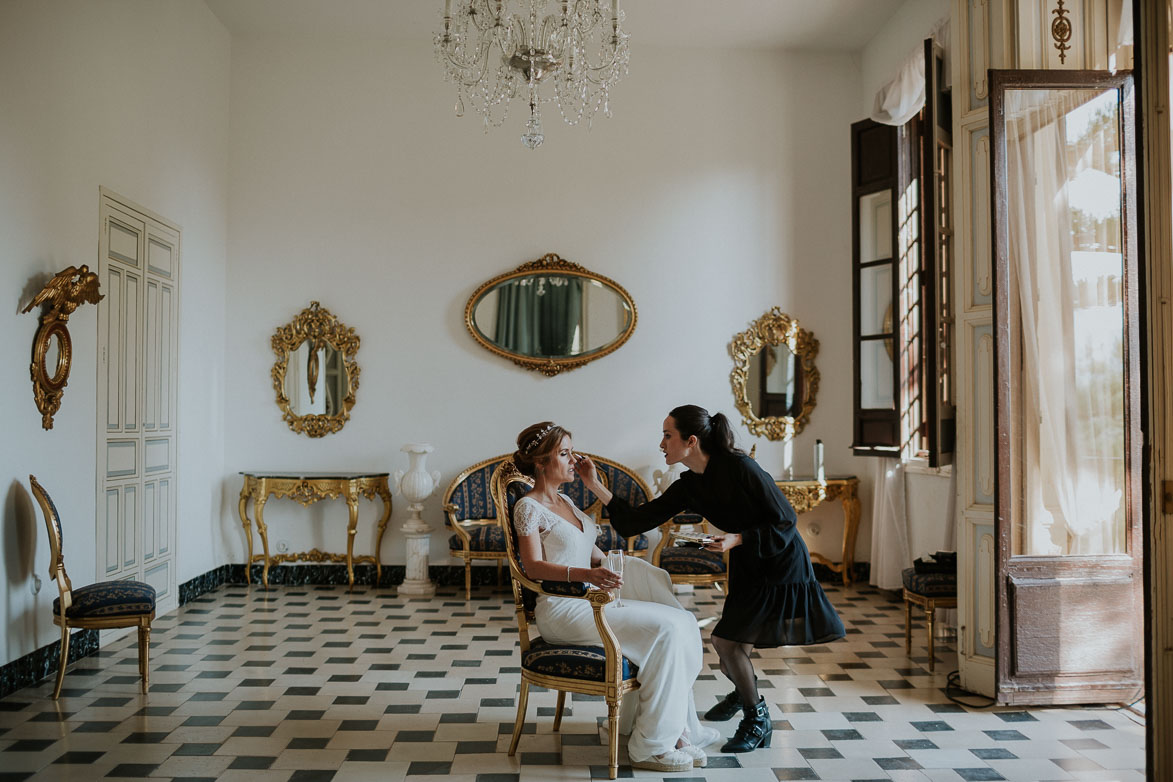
338, 719, 378, 731
519, 752, 561, 765
289, 771, 337, 782
287, 709, 325, 720
771, 769, 820, 780
1068, 719, 1113, 730
821, 729, 863, 741
861, 695, 899, 706
228, 756, 275, 770
894, 739, 938, 750
384, 704, 421, 714
971, 748, 1017, 760
122, 733, 170, 744
875, 757, 922, 770
287, 737, 330, 750
182, 716, 225, 727
5, 739, 56, 752
53, 751, 105, 764
798, 688, 834, 697
983, 729, 1028, 741
910, 720, 953, 732
233, 725, 276, 737
954, 769, 1006, 781
927, 703, 966, 714
440, 713, 477, 723
395, 730, 435, 742
474, 775, 521, 782
778, 703, 816, 713
799, 747, 842, 759
346, 749, 388, 762
843, 712, 882, 722
405, 761, 452, 775
705, 756, 741, 768
105, 763, 157, 777
456, 741, 499, 753
174, 743, 219, 756
994, 711, 1037, 722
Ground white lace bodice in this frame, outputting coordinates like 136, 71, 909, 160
514, 494, 597, 570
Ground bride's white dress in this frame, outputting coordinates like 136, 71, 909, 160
515, 494, 713, 761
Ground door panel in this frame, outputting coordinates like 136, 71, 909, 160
990, 70, 1143, 705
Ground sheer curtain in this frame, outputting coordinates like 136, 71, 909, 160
1003, 88, 1126, 556
869, 457, 910, 590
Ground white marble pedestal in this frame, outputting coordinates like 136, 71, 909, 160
394, 443, 440, 598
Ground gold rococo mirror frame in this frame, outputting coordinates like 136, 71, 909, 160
271, 301, 361, 438
464, 252, 638, 377
729, 307, 820, 441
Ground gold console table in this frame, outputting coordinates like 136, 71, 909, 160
238, 471, 392, 588
776, 477, 861, 586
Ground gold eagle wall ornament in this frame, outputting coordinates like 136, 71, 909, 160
22, 265, 105, 429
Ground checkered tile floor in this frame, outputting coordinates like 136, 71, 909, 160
0, 581, 1145, 781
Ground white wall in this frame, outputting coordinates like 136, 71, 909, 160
0, 0, 230, 665
221, 36, 874, 568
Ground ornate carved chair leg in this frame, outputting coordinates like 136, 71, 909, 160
465, 560, 472, 601
926, 603, 936, 672
607, 699, 620, 780
53, 624, 70, 700
509, 680, 530, 756
553, 691, 566, 732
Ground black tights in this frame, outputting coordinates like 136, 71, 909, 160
711, 634, 758, 708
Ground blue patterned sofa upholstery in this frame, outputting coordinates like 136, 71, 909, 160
651, 509, 729, 590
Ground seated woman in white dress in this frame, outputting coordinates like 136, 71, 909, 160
511, 422, 719, 773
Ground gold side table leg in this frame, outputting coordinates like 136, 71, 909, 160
345, 487, 359, 589
373, 481, 393, 586
841, 492, 861, 586
255, 494, 272, 588
238, 483, 255, 586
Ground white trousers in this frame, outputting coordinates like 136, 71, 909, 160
536, 556, 707, 760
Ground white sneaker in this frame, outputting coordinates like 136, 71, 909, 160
678, 742, 708, 768
630, 749, 693, 773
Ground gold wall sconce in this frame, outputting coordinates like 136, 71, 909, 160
22, 265, 104, 429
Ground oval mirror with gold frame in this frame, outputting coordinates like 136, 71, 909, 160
730, 307, 820, 441
271, 301, 360, 438
465, 253, 637, 376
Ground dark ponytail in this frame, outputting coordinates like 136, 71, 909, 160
668, 405, 743, 456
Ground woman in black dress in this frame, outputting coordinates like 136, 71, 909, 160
575, 405, 845, 753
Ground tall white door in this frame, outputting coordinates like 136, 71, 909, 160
96, 189, 180, 615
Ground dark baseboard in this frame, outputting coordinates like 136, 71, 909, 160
1, 558, 872, 700
0, 628, 98, 701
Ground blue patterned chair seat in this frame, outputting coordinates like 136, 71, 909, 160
448, 525, 507, 552
54, 581, 156, 619
901, 567, 957, 597
659, 546, 726, 575
522, 638, 639, 682
595, 525, 648, 553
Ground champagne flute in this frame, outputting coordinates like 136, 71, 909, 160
605, 549, 624, 607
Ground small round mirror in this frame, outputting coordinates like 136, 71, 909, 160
44, 332, 64, 385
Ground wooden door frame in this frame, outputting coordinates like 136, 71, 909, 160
989, 69, 1145, 705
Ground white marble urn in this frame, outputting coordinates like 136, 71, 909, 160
393, 443, 441, 596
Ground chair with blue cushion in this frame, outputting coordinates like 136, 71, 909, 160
901, 565, 957, 672
650, 512, 729, 591
491, 460, 639, 781
442, 456, 512, 600
30, 475, 156, 699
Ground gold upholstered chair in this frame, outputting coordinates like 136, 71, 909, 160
650, 512, 729, 592
491, 460, 639, 780
29, 475, 156, 699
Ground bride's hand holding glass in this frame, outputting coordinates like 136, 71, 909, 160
585, 564, 623, 591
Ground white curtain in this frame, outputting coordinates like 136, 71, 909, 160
868, 457, 910, 590
1003, 88, 1126, 557
869, 17, 950, 127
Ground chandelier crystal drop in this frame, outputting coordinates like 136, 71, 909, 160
434, 0, 630, 149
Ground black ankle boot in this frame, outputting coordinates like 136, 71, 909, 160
702, 689, 741, 721
720, 697, 771, 753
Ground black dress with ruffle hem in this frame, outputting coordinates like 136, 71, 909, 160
606, 450, 845, 648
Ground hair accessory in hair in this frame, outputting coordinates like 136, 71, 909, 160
523, 423, 556, 455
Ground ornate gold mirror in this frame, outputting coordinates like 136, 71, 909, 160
465, 253, 637, 376
22, 265, 103, 429
271, 301, 360, 437
730, 307, 819, 441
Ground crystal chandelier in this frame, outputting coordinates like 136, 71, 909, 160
434, 0, 630, 149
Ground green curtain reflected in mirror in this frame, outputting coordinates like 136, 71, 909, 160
494, 275, 584, 357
